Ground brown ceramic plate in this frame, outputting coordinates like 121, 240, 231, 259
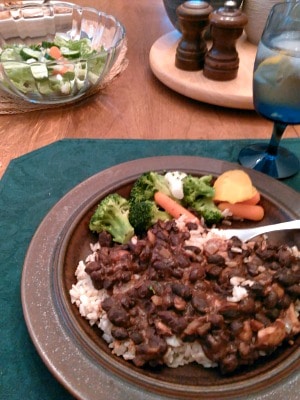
21, 156, 300, 400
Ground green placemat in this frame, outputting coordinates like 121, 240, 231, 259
0, 138, 299, 400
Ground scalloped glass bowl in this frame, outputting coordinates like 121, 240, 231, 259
0, 2, 126, 104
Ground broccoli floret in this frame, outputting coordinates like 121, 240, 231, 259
129, 171, 173, 203
89, 193, 134, 244
182, 174, 215, 204
129, 200, 172, 235
191, 197, 223, 226
182, 174, 223, 225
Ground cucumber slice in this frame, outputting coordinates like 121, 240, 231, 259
20, 47, 40, 61
88, 70, 100, 85
30, 63, 48, 80
41, 41, 55, 49
60, 48, 80, 59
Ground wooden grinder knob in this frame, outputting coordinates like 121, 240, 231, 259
175, 1, 213, 71
203, 1, 248, 81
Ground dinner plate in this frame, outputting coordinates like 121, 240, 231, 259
21, 156, 300, 400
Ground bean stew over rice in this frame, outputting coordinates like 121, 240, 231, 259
70, 217, 300, 374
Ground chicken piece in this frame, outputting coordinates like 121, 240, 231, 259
257, 319, 286, 349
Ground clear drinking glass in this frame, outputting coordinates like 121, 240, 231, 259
238, 2, 300, 179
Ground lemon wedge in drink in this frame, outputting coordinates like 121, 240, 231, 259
260, 55, 283, 66
254, 53, 293, 85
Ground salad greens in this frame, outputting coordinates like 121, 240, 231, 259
0, 33, 107, 97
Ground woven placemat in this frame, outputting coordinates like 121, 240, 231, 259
0, 40, 128, 114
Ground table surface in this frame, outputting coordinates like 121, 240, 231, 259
0, 0, 299, 178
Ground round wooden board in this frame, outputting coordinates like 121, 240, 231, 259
149, 30, 257, 110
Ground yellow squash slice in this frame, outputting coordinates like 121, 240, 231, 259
213, 170, 257, 204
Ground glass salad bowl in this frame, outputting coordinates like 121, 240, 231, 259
0, 1, 126, 104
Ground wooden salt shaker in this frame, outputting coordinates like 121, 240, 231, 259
203, 1, 248, 81
175, 1, 213, 71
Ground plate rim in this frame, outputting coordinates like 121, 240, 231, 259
21, 155, 300, 400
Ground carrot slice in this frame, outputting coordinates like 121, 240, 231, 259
49, 46, 62, 60
154, 191, 199, 222
51, 65, 69, 75
217, 202, 264, 221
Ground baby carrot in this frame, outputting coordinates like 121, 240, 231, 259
217, 202, 264, 221
237, 190, 261, 206
154, 191, 199, 222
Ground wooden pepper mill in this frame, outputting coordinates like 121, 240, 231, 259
203, 1, 248, 81
175, 1, 213, 71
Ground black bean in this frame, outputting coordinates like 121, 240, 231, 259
206, 254, 225, 266
130, 332, 144, 345
263, 291, 278, 309
265, 308, 280, 320
206, 264, 223, 278
246, 262, 259, 276
239, 297, 255, 314
287, 284, 300, 296
230, 320, 244, 334
249, 281, 265, 296
207, 314, 224, 327
111, 327, 129, 340
189, 266, 205, 282
107, 306, 128, 327
98, 231, 112, 247
278, 293, 292, 309
255, 247, 276, 261
172, 283, 191, 299
219, 303, 241, 319
275, 270, 300, 286
158, 311, 188, 334
137, 282, 153, 299
184, 245, 201, 254
191, 295, 209, 313
85, 260, 100, 274
220, 354, 239, 374
171, 268, 183, 279
121, 296, 136, 310
101, 297, 114, 312
278, 247, 293, 267
176, 254, 190, 268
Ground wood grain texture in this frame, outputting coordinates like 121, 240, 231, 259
0, 0, 299, 177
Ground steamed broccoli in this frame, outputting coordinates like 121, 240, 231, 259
129, 171, 173, 203
191, 197, 223, 226
182, 174, 223, 226
182, 174, 215, 204
129, 200, 172, 235
89, 193, 134, 244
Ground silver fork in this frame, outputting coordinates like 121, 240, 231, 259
210, 220, 300, 242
